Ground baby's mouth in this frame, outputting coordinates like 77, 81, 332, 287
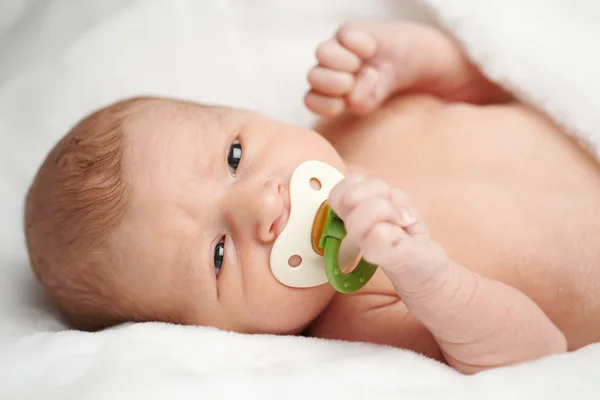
269, 160, 359, 288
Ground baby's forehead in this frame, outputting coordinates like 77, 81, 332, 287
125, 99, 245, 128
123, 100, 261, 161
121, 99, 244, 203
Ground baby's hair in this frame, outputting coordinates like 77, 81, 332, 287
25, 97, 151, 330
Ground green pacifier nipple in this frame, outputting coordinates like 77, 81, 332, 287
311, 202, 378, 294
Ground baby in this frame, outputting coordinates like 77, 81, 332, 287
25, 20, 600, 374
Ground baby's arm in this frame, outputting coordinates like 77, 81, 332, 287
329, 175, 567, 374
394, 259, 567, 373
306, 20, 509, 117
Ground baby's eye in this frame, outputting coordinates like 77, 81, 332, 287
227, 140, 242, 176
214, 238, 225, 276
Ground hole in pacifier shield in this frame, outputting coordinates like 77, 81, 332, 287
288, 255, 302, 267
310, 178, 322, 191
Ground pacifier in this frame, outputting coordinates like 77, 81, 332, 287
269, 160, 377, 293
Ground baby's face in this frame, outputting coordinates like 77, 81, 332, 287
118, 100, 345, 334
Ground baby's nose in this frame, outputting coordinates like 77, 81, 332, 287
240, 179, 285, 243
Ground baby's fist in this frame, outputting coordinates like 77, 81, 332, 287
328, 174, 448, 294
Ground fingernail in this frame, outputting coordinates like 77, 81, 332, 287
400, 208, 416, 226
364, 66, 378, 84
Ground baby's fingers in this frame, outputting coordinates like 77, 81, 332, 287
330, 177, 390, 219
328, 173, 365, 216
343, 195, 405, 244
360, 222, 405, 266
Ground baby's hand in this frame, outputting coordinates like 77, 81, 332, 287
328, 174, 449, 297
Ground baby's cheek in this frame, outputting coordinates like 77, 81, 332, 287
242, 268, 332, 334
280, 128, 345, 170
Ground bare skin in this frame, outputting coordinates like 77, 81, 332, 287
303, 21, 600, 373
63, 21, 600, 376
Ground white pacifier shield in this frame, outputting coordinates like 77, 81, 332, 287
270, 160, 361, 288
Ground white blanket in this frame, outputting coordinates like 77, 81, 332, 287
1, 0, 600, 399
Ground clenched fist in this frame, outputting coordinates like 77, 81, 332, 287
328, 173, 449, 297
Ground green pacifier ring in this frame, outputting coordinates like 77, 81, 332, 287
318, 206, 378, 294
